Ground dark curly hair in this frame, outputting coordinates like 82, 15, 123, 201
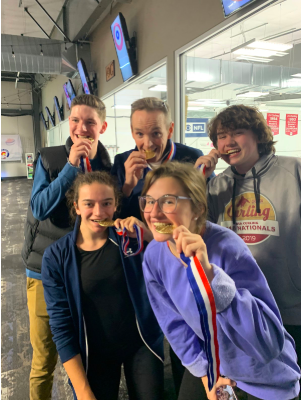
208, 105, 276, 155
66, 171, 121, 225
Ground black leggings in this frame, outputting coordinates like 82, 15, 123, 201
178, 368, 299, 400
87, 344, 164, 400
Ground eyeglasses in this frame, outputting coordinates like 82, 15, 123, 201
139, 195, 191, 213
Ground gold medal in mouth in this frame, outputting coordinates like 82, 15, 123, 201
80, 135, 95, 143
95, 219, 115, 227
144, 149, 156, 160
153, 222, 174, 234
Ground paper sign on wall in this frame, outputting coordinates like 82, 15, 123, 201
1, 135, 23, 161
266, 113, 280, 136
285, 114, 298, 136
185, 118, 209, 137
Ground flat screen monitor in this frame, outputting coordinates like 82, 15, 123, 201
221, 0, 257, 17
63, 83, 72, 108
67, 80, 76, 102
45, 106, 55, 127
77, 58, 93, 94
40, 112, 48, 130
54, 96, 64, 122
111, 13, 137, 82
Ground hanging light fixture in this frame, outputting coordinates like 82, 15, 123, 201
40, 44, 44, 56
11, 46, 15, 58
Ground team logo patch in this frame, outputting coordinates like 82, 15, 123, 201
1, 149, 9, 160
222, 192, 279, 245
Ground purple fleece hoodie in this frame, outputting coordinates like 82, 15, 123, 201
142, 221, 300, 400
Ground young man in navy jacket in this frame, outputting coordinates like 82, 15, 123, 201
111, 97, 212, 221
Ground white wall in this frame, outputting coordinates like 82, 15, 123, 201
1, 82, 35, 178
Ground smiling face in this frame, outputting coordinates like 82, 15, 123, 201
75, 182, 116, 237
131, 110, 174, 162
144, 177, 197, 242
69, 105, 107, 154
216, 123, 260, 174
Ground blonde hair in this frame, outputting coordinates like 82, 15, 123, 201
71, 94, 106, 122
131, 97, 172, 127
66, 171, 121, 225
141, 162, 207, 233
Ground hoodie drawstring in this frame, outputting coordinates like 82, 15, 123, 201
232, 178, 237, 230
251, 167, 261, 214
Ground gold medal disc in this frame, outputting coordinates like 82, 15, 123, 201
145, 150, 156, 160
96, 220, 115, 227
153, 223, 174, 234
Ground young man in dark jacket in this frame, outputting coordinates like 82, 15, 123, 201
111, 97, 212, 221
21, 94, 111, 400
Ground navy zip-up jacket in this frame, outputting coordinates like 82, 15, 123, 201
111, 140, 213, 220
42, 219, 164, 376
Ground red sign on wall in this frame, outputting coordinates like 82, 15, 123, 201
267, 113, 280, 136
285, 114, 298, 136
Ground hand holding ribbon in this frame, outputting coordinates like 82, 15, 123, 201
172, 226, 220, 390
194, 149, 221, 179
114, 217, 152, 257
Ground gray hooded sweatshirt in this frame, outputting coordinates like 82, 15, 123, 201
207, 153, 301, 325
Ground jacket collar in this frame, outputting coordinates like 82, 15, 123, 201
71, 216, 119, 246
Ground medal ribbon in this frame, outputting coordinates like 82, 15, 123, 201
80, 157, 92, 173
180, 253, 220, 391
116, 224, 144, 257
198, 164, 206, 176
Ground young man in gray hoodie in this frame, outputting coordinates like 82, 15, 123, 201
195, 104, 301, 379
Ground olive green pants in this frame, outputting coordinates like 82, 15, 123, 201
27, 277, 58, 400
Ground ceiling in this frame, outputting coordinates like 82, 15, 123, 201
1, 0, 65, 39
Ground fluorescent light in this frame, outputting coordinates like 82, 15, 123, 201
111, 105, 131, 109
188, 107, 205, 110
234, 48, 288, 57
285, 78, 301, 87
292, 73, 301, 78
236, 56, 273, 63
149, 85, 167, 91
247, 41, 293, 52
186, 72, 213, 82
236, 92, 269, 98
259, 109, 268, 112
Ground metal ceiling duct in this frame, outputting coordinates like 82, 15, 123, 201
186, 56, 301, 95
1, 34, 66, 74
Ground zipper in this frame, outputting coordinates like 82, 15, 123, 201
83, 315, 89, 375
135, 316, 163, 363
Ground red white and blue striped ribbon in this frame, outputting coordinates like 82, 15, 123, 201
162, 141, 176, 163
80, 157, 92, 173
180, 253, 220, 391
198, 164, 206, 176
116, 224, 144, 257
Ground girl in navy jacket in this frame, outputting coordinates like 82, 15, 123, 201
41, 171, 164, 400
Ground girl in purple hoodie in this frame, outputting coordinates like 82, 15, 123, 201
123, 161, 300, 400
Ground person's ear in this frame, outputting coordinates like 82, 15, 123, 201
99, 121, 107, 135
74, 201, 81, 215
168, 122, 174, 140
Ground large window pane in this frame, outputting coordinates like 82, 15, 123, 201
180, 0, 301, 174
